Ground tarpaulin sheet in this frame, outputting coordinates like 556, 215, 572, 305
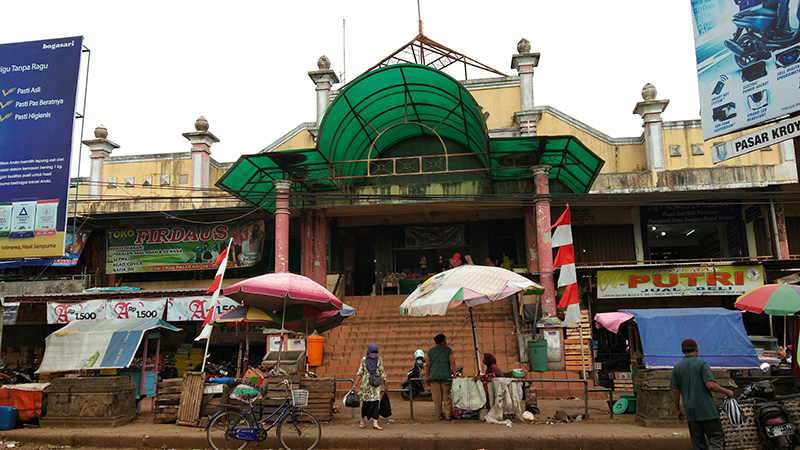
621, 308, 760, 369
37, 318, 180, 373
0, 383, 48, 421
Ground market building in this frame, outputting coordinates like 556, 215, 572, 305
2, 32, 799, 397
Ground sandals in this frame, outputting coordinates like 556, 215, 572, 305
359, 423, 366, 428
373, 425, 383, 430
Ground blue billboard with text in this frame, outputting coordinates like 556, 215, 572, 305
0, 36, 83, 258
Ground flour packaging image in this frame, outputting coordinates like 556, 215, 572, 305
8, 198, 37, 239
34, 199, 58, 236
0, 202, 11, 238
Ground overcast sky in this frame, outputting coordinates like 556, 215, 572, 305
5, 1, 700, 176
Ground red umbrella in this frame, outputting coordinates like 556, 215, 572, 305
222, 273, 343, 313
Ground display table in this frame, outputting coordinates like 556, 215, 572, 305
0, 383, 48, 421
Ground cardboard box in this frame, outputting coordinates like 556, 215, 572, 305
243, 367, 268, 392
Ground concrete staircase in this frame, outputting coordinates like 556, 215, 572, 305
312, 295, 607, 399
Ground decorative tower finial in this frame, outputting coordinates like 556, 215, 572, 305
517, 38, 531, 54
94, 124, 108, 139
642, 83, 657, 101
317, 55, 331, 70
195, 116, 209, 132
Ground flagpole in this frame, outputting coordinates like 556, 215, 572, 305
197, 238, 233, 372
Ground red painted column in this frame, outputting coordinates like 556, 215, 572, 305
300, 210, 314, 277
532, 166, 556, 317
273, 180, 292, 273
525, 205, 539, 273
774, 201, 790, 259
311, 209, 328, 286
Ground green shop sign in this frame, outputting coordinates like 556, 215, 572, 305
106, 221, 265, 274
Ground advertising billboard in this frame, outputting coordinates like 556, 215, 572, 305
597, 265, 764, 299
691, 1, 800, 140
0, 36, 83, 258
106, 221, 265, 274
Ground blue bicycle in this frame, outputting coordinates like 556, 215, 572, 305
206, 380, 321, 450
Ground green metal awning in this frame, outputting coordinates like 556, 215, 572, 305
216, 63, 605, 212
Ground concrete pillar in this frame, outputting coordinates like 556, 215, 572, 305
308, 56, 340, 127
524, 205, 539, 273
312, 209, 328, 285
274, 180, 292, 273
511, 38, 541, 136
182, 116, 219, 193
300, 208, 329, 286
771, 200, 790, 259
532, 165, 556, 317
82, 124, 119, 199
633, 83, 669, 172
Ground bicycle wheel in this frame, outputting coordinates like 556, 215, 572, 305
276, 410, 321, 450
207, 411, 250, 450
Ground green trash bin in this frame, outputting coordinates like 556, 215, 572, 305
528, 339, 548, 372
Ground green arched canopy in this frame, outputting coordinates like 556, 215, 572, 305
217, 64, 604, 212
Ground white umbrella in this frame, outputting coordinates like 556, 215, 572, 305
399, 265, 544, 374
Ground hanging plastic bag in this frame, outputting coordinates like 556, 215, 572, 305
344, 390, 360, 408
379, 393, 392, 418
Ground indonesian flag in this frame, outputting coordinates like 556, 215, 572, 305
551, 206, 580, 326
195, 239, 233, 341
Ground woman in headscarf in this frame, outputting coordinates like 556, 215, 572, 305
355, 343, 385, 430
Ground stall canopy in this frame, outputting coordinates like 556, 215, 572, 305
37, 318, 180, 373
620, 308, 760, 369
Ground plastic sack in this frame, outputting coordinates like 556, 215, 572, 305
724, 397, 744, 426
379, 393, 392, 418
344, 390, 360, 408
229, 383, 262, 403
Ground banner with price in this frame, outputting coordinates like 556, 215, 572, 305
47, 300, 106, 324
105, 298, 167, 320
166, 296, 239, 322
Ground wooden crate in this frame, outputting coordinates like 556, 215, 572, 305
152, 378, 184, 423
176, 371, 205, 427
564, 309, 593, 374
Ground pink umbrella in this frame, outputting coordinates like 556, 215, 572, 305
222, 273, 343, 369
222, 273, 343, 313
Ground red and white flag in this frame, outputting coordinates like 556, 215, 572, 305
551, 206, 580, 326
195, 239, 233, 341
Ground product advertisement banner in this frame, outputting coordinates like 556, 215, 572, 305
47, 299, 106, 324
597, 265, 764, 298
0, 37, 83, 259
106, 221, 264, 274
691, 1, 800, 141
166, 296, 239, 322
105, 299, 167, 320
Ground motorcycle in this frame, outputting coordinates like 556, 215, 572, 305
724, 0, 800, 68
401, 350, 431, 401
739, 379, 800, 449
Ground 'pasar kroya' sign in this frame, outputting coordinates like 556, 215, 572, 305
597, 265, 764, 298
106, 221, 264, 274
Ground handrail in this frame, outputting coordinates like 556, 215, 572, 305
405, 377, 596, 420
334, 378, 355, 418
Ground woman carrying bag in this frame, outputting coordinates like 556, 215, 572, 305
355, 343, 386, 430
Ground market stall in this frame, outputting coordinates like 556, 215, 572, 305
594, 308, 759, 426
37, 318, 180, 427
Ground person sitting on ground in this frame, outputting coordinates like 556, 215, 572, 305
473, 353, 505, 408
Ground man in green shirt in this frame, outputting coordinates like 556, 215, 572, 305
422, 333, 456, 420
670, 338, 734, 450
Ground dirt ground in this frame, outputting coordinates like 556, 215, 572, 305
0, 397, 690, 450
